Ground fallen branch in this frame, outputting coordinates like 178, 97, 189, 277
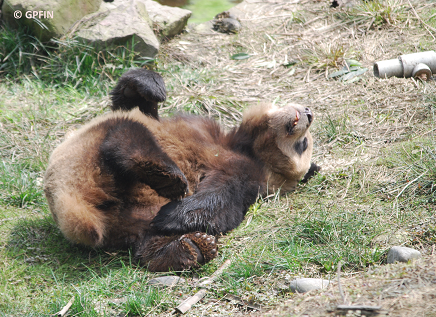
337, 260, 346, 304
336, 305, 381, 311
175, 259, 232, 314
55, 296, 74, 317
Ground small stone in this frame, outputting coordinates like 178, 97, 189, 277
387, 246, 421, 264
289, 278, 330, 293
148, 276, 185, 287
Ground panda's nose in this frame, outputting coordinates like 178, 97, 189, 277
304, 107, 313, 124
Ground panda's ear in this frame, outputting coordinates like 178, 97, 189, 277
110, 69, 166, 119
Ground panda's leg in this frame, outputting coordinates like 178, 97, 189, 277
134, 232, 218, 272
100, 118, 188, 200
301, 162, 321, 183
110, 69, 166, 119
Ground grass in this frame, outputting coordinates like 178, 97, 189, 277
334, 0, 407, 30
300, 43, 349, 70
0, 162, 44, 207
0, 0, 436, 315
0, 24, 152, 94
183, 0, 239, 24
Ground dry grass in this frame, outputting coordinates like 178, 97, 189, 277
262, 253, 436, 317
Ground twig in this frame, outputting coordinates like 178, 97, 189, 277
337, 305, 381, 311
55, 296, 74, 317
175, 259, 232, 314
337, 261, 346, 305
395, 171, 426, 198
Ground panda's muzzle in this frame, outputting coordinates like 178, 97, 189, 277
304, 107, 313, 124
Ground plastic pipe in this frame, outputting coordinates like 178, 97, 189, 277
374, 50, 436, 80
412, 63, 432, 81
373, 58, 403, 78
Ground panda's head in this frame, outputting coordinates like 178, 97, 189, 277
267, 103, 313, 141
241, 103, 315, 193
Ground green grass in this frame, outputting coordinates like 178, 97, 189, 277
301, 43, 349, 70
0, 24, 153, 94
334, 0, 407, 29
0, 162, 44, 207
183, 0, 239, 23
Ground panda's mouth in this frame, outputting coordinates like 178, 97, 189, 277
286, 111, 301, 135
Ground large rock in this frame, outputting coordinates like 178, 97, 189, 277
76, 0, 159, 58
144, 0, 191, 39
98, 0, 191, 39
2, 0, 101, 41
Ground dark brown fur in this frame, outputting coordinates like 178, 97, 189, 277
44, 76, 318, 272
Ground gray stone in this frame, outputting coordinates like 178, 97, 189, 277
289, 278, 330, 293
148, 276, 186, 287
2, 0, 101, 41
76, 0, 159, 58
387, 246, 421, 264
144, 0, 191, 39
97, 0, 190, 39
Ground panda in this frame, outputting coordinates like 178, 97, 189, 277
43, 69, 320, 272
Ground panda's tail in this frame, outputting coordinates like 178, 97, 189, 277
50, 191, 107, 247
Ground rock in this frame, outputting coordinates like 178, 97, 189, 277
289, 278, 330, 293
2, 0, 101, 41
387, 246, 422, 264
76, 0, 159, 58
148, 276, 186, 287
144, 0, 191, 39
331, 0, 359, 9
192, 11, 242, 35
212, 11, 242, 34
97, 0, 190, 39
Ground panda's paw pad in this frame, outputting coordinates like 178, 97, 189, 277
182, 232, 218, 263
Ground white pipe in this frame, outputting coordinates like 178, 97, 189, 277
374, 51, 436, 80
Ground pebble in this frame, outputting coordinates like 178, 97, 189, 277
387, 246, 421, 264
148, 276, 186, 287
289, 278, 330, 293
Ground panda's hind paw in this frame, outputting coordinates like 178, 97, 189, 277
181, 232, 218, 264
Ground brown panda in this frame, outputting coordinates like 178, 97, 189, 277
43, 69, 319, 272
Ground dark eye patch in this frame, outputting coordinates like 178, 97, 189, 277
294, 137, 308, 156
286, 122, 296, 135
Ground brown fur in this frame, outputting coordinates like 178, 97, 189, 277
44, 103, 317, 271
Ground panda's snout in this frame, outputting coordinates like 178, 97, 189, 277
304, 107, 313, 124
